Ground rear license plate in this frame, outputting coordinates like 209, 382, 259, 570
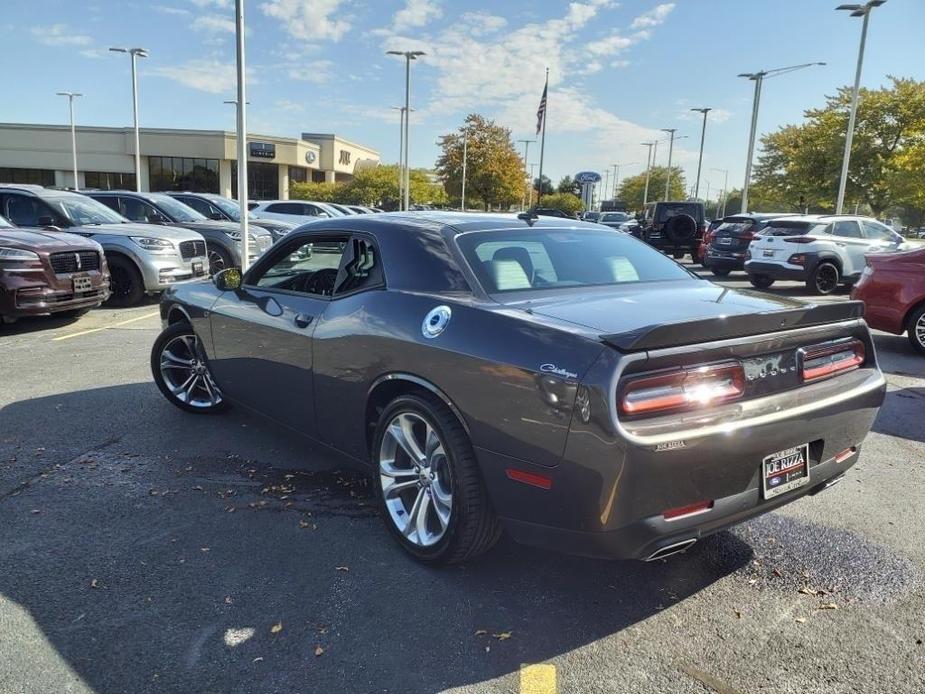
763, 249, 775, 257
719, 237, 732, 245
192, 261, 204, 274
73, 275, 92, 292
762, 444, 809, 499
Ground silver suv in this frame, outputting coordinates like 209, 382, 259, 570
0, 185, 209, 307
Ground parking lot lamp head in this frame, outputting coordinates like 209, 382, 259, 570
386, 50, 426, 211
109, 47, 148, 192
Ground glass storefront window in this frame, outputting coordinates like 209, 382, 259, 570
289, 166, 308, 184
148, 156, 219, 193
231, 162, 279, 200
84, 171, 137, 190
0, 167, 55, 186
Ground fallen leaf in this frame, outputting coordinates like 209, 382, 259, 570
314, 645, 324, 657
819, 602, 838, 610
493, 631, 512, 641
299, 520, 311, 529
798, 587, 818, 596
192, 485, 204, 491
335, 566, 349, 572
253, 657, 264, 664
747, 579, 758, 586
90, 579, 100, 589
270, 622, 283, 634
200, 547, 210, 552
795, 617, 807, 624
474, 629, 488, 636
734, 610, 742, 619
31, 509, 41, 514
224, 596, 233, 604
772, 568, 783, 578
485, 645, 490, 653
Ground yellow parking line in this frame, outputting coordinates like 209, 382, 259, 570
52, 311, 160, 342
520, 664, 556, 694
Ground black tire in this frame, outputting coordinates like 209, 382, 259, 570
711, 268, 731, 277
807, 261, 840, 295
906, 303, 925, 355
672, 250, 685, 259
372, 393, 501, 564
106, 255, 145, 307
208, 245, 233, 275
150, 322, 228, 414
749, 274, 775, 289
665, 214, 697, 243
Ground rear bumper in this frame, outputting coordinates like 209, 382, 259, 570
502, 449, 858, 560
744, 260, 807, 281
704, 249, 747, 271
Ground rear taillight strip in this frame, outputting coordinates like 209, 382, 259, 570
799, 339, 865, 383
619, 362, 745, 416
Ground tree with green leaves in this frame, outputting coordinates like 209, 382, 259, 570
435, 114, 525, 210
290, 181, 339, 203
533, 175, 554, 197
291, 164, 447, 210
754, 76, 925, 217
557, 175, 579, 195
616, 166, 686, 211
537, 192, 583, 215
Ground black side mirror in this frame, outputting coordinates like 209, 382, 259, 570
213, 267, 242, 291
209, 212, 224, 221
37, 215, 59, 228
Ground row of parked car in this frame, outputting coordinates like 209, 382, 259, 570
0, 185, 384, 324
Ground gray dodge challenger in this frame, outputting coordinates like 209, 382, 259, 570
151, 212, 886, 564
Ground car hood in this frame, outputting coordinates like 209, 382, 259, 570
70, 222, 205, 241
0, 229, 101, 251
176, 220, 271, 237
250, 217, 296, 232
511, 281, 863, 351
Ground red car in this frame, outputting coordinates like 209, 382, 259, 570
851, 246, 925, 354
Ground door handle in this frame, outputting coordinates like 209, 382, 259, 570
294, 313, 314, 329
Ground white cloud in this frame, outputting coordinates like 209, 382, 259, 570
191, 0, 232, 7
286, 59, 334, 83
587, 33, 634, 57
79, 48, 108, 59
31, 24, 93, 47
678, 107, 733, 123
260, 0, 350, 41
193, 14, 235, 33
150, 59, 238, 93
394, 0, 442, 29
459, 12, 506, 36
154, 5, 191, 15
275, 98, 305, 112
631, 3, 675, 29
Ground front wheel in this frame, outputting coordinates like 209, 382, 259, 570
907, 304, 925, 355
748, 274, 775, 289
150, 322, 227, 413
106, 255, 145, 307
711, 268, 731, 277
373, 393, 501, 564
808, 262, 840, 295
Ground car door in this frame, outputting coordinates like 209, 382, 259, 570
830, 220, 868, 277
207, 233, 350, 437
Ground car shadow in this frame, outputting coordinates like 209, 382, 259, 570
0, 312, 83, 335
0, 384, 755, 693
872, 386, 925, 445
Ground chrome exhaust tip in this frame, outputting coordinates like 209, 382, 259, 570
644, 538, 697, 562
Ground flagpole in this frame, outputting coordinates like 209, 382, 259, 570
536, 67, 549, 207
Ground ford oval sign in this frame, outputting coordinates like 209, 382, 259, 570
575, 171, 602, 184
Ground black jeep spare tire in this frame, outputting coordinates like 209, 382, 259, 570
665, 214, 697, 243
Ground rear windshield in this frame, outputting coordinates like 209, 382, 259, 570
657, 203, 701, 222
716, 219, 754, 233
762, 221, 831, 237
456, 229, 693, 294
600, 212, 630, 222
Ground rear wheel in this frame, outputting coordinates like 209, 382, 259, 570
906, 304, 925, 355
749, 274, 775, 289
711, 268, 731, 277
106, 255, 145, 307
372, 393, 501, 564
808, 262, 840, 295
151, 322, 227, 413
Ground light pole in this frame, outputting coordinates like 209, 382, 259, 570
109, 47, 148, 191
641, 142, 655, 207
711, 167, 729, 218
738, 62, 825, 213
517, 139, 535, 211
56, 92, 82, 190
690, 107, 711, 199
391, 106, 408, 205
602, 168, 610, 207
527, 163, 537, 207
233, 0, 249, 269
387, 50, 425, 211
460, 130, 468, 212
835, 1, 886, 214
661, 129, 677, 200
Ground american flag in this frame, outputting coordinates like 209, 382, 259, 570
535, 78, 548, 136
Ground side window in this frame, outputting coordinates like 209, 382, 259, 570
94, 196, 121, 213
3, 194, 41, 226
266, 202, 302, 214
120, 197, 161, 223
334, 238, 383, 295
305, 204, 329, 217
862, 220, 892, 240
249, 237, 348, 297
832, 220, 862, 238
180, 196, 212, 217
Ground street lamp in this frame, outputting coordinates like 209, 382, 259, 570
56, 91, 82, 190
527, 163, 537, 207
109, 47, 148, 192
835, 1, 886, 214
391, 106, 410, 205
641, 142, 655, 207
690, 107, 711, 199
661, 128, 677, 200
517, 139, 535, 211
386, 50, 425, 211
461, 130, 468, 212
711, 167, 729, 217
738, 62, 826, 213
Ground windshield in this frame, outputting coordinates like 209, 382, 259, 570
457, 228, 693, 293
147, 194, 207, 222
600, 212, 630, 223
210, 196, 242, 221
48, 195, 127, 225
0, 214, 13, 229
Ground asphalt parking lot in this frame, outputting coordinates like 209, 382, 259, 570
1, 267, 924, 694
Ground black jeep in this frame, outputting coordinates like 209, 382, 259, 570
634, 201, 706, 261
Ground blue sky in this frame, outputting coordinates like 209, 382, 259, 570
2, 0, 924, 197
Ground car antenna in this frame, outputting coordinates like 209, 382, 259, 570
517, 211, 538, 227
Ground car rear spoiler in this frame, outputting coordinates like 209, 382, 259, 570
601, 301, 866, 352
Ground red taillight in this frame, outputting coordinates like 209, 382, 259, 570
799, 339, 865, 383
741, 231, 756, 242
788, 254, 806, 265
783, 236, 814, 244
619, 362, 746, 416
663, 500, 714, 521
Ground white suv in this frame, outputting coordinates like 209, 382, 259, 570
744, 215, 902, 294
248, 200, 345, 225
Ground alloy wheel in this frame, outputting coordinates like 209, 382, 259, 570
158, 333, 223, 409
378, 411, 453, 547
915, 313, 925, 349
815, 264, 839, 293
208, 250, 226, 275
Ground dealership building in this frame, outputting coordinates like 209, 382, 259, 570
0, 123, 380, 200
